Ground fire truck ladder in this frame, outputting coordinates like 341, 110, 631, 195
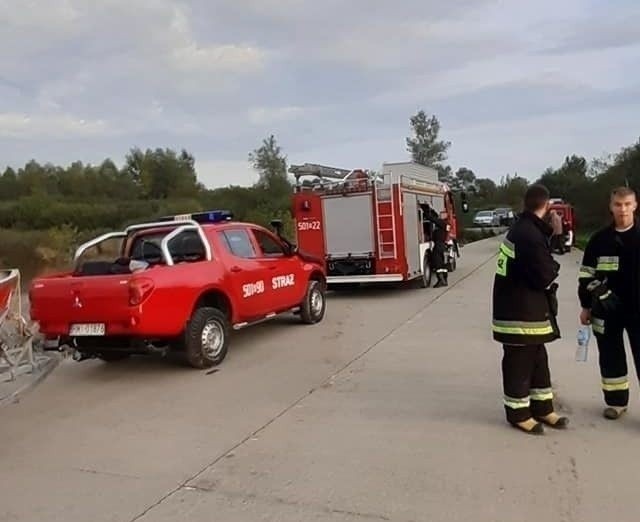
374, 182, 397, 259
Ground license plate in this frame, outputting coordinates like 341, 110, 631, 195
69, 323, 106, 336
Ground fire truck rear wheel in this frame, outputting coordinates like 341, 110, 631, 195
420, 254, 432, 288
300, 279, 326, 324
184, 307, 229, 369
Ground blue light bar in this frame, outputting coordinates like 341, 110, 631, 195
159, 210, 234, 224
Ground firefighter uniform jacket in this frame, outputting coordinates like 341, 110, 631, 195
492, 211, 561, 345
424, 212, 447, 243
578, 221, 640, 332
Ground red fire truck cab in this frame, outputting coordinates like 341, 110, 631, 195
290, 162, 467, 288
549, 198, 576, 252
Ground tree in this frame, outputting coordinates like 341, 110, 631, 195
248, 134, 290, 195
406, 111, 451, 172
497, 174, 529, 209
597, 138, 640, 190
537, 155, 588, 199
123, 147, 199, 199
453, 167, 477, 192
0, 167, 19, 200
475, 178, 498, 202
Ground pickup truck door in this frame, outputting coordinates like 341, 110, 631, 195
217, 228, 270, 320
249, 228, 305, 310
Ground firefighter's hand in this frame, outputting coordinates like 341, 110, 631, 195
590, 284, 621, 314
580, 308, 591, 325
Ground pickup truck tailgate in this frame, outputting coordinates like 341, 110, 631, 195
30, 274, 134, 335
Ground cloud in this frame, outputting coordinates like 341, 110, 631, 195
0, 0, 638, 188
160, 2, 267, 77
0, 112, 111, 139
446, 104, 640, 181
538, 2, 640, 54
194, 159, 258, 187
247, 106, 306, 126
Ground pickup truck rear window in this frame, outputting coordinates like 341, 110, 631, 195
130, 233, 165, 262
130, 230, 207, 264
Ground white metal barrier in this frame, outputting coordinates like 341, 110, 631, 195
0, 269, 44, 382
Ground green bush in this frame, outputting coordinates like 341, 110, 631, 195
0, 227, 79, 286
574, 231, 593, 250
461, 227, 499, 244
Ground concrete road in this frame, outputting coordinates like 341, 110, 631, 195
1, 238, 637, 521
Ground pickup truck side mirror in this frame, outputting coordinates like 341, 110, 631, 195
270, 219, 283, 235
287, 244, 298, 256
270, 219, 297, 256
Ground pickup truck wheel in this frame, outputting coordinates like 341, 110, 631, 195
185, 307, 229, 368
300, 280, 326, 324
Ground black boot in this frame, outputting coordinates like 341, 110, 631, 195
434, 272, 448, 288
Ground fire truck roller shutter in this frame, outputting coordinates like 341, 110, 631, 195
322, 194, 375, 257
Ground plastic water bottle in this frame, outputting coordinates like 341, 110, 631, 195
576, 326, 591, 362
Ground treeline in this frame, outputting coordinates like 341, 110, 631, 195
0, 143, 289, 230
0, 136, 293, 278
452, 141, 640, 232
404, 110, 640, 231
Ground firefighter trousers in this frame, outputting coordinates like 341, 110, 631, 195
594, 312, 640, 407
502, 344, 554, 424
432, 240, 447, 274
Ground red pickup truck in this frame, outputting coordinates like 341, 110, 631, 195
28, 210, 327, 368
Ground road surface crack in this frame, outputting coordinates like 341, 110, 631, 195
181, 485, 392, 521
74, 467, 141, 480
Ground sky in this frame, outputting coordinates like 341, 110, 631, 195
1, 0, 639, 189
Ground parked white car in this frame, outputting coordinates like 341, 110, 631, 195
473, 210, 500, 227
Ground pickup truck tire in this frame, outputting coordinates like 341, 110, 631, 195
184, 307, 229, 368
300, 280, 326, 324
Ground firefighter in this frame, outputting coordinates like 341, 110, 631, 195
549, 209, 564, 254
420, 203, 448, 287
578, 186, 640, 420
492, 184, 569, 435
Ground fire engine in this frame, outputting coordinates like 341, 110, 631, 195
549, 198, 576, 252
290, 162, 468, 288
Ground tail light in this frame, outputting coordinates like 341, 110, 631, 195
128, 278, 154, 306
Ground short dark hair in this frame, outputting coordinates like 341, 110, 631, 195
523, 184, 550, 212
611, 186, 636, 200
